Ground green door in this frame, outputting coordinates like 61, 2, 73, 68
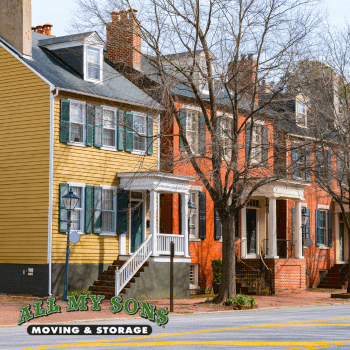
131, 202, 143, 253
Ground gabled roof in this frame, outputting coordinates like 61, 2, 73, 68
38, 32, 97, 47
2, 32, 162, 110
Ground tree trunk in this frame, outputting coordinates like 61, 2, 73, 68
216, 212, 236, 303
347, 231, 350, 293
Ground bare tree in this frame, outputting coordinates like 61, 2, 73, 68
70, 0, 321, 302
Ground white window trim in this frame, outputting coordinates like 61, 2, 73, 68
67, 99, 86, 147
189, 191, 199, 239
101, 106, 118, 151
132, 112, 147, 155
67, 182, 86, 235
296, 99, 307, 128
318, 204, 330, 210
190, 264, 200, 290
84, 44, 104, 84
99, 185, 118, 236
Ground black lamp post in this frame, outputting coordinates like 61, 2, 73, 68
61, 189, 79, 301
188, 198, 197, 256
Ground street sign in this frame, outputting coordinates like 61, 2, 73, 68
304, 238, 313, 247
70, 231, 80, 244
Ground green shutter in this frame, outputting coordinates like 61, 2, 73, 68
93, 186, 102, 233
214, 210, 222, 240
315, 209, 321, 246
59, 183, 69, 232
292, 147, 299, 179
118, 110, 125, 151
292, 207, 295, 245
147, 116, 153, 155
199, 192, 206, 239
199, 113, 206, 155
85, 185, 93, 233
179, 109, 186, 150
86, 104, 94, 146
60, 100, 70, 143
328, 210, 333, 247
305, 147, 310, 181
94, 106, 103, 147
306, 208, 310, 239
245, 122, 251, 162
117, 189, 128, 235
262, 125, 268, 165
125, 112, 134, 152
235, 211, 239, 241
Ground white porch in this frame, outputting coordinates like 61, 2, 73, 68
241, 180, 308, 259
117, 171, 196, 258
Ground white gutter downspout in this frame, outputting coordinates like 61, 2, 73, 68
48, 88, 59, 296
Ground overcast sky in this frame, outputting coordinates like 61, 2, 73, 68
32, 0, 350, 37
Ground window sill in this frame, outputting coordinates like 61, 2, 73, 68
190, 284, 200, 290
296, 124, 308, 129
319, 245, 330, 250
66, 231, 85, 235
189, 237, 201, 242
67, 142, 86, 148
131, 150, 146, 156
100, 232, 117, 236
100, 146, 118, 152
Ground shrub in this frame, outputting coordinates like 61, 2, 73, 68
59, 289, 92, 299
212, 260, 222, 283
228, 294, 257, 307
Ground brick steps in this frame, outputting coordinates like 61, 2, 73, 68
88, 259, 149, 299
318, 263, 348, 289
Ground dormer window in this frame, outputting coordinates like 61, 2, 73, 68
297, 100, 307, 127
87, 47, 101, 81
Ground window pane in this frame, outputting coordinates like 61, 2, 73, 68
104, 129, 115, 147
88, 64, 100, 80
71, 103, 84, 124
102, 190, 113, 210
87, 47, 100, 64
133, 115, 146, 151
102, 189, 115, 232
70, 187, 82, 231
70, 123, 83, 143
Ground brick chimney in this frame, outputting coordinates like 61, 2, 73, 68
106, 9, 141, 70
228, 54, 258, 104
0, 0, 32, 57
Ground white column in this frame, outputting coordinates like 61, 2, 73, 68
268, 197, 278, 258
150, 190, 158, 256
241, 205, 247, 258
119, 234, 126, 255
335, 212, 340, 263
181, 193, 190, 257
294, 200, 303, 259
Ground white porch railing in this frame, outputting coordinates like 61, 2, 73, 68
115, 234, 152, 296
157, 233, 184, 255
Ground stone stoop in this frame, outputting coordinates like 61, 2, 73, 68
88, 260, 149, 299
318, 263, 348, 289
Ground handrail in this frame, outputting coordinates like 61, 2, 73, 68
339, 259, 349, 288
115, 234, 152, 296
157, 234, 184, 255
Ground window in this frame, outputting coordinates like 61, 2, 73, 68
201, 60, 209, 92
102, 108, 117, 148
297, 101, 307, 127
87, 47, 101, 81
318, 210, 327, 245
70, 186, 84, 233
187, 111, 199, 154
292, 144, 309, 180
251, 124, 263, 163
221, 118, 232, 158
133, 113, 147, 152
102, 189, 116, 233
189, 192, 199, 239
70, 101, 86, 144
190, 264, 199, 293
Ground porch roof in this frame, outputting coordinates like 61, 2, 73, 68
117, 171, 196, 194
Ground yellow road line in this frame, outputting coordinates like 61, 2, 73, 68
285, 339, 350, 350
19, 316, 350, 350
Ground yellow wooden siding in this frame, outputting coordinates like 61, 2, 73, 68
0, 46, 51, 264
52, 92, 159, 264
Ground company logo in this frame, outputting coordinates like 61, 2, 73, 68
18, 295, 169, 327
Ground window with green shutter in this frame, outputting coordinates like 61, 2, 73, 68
199, 192, 206, 239
59, 183, 69, 232
85, 185, 93, 233
93, 186, 102, 233
125, 112, 134, 152
60, 100, 70, 143
147, 116, 153, 155
118, 110, 125, 151
117, 189, 128, 235
328, 210, 333, 247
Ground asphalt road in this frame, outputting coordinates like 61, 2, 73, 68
2, 305, 350, 350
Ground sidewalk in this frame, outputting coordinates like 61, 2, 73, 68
2, 289, 350, 327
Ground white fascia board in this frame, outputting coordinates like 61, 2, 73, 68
0, 37, 54, 90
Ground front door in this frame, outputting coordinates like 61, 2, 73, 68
247, 209, 257, 254
131, 202, 143, 253
340, 222, 344, 261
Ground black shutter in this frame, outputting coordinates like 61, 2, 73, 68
328, 210, 333, 247
86, 104, 94, 146
262, 125, 268, 165
292, 207, 295, 245
292, 147, 298, 179
235, 211, 239, 241
117, 189, 128, 234
59, 183, 69, 232
85, 185, 93, 233
214, 210, 222, 240
328, 149, 333, 183
199, 113, 206, 155
179, 109, 186, 150
305, 147, 310, 181
306, 208, 310, 239
199, 192, 206, 239
245, 122, 251, 162
147, 116, 153, 155
315, 209, 320, 246
60, 100, 70, 143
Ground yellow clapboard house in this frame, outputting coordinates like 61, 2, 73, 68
0, 3, 194, 298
